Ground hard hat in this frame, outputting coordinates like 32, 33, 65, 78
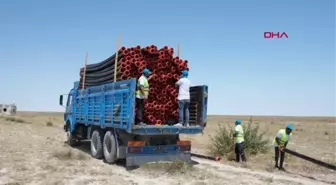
286, 124, 294, 130
143, 68, 151, 75
181, 70, 189, 76
235, 119, 242, 125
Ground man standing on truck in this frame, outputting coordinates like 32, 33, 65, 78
135, 68, 152, 125
233, 119, 247, 163
175, 70, 191, 127
273, 124, 293, 171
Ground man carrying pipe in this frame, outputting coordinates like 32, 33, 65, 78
174, 70, 191, 127
233, 119, 247, 163
273, 124, 293, 171
135, 68, 152, 125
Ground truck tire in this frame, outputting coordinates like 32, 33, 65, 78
66, 126, 77, 147
103, 131, 117, 164
90, 130, 103, 159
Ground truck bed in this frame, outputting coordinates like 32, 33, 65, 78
73, 78, 208, 135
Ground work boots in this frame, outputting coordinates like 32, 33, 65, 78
241, 154, 247, 162
236, 154, 247, 163
236, 154, 240, 162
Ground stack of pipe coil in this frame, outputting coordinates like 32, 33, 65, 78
79, 45, 189, 125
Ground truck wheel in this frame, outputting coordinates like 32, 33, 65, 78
91, 130, 103, 159
66, 127, 77, 147
103, 131, 117, 164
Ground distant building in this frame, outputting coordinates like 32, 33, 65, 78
0, 103, 17, 115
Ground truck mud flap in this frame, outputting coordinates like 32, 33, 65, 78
126, 141, 192, 167
126, 152, 191, 167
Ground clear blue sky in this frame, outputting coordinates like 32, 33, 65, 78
0, 0, 335, 116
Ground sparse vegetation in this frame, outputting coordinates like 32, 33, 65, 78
265, 176, 274, 184
46, 121, 53, 127
5, 117, 27, 123
141, 160, 194, 174
0, 112, 335, 184
52, 149, 88, 161
209, 116, 269, 156
3, 182, 21, 185
46, 117, 54, 126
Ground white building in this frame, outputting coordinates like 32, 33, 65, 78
0, 103, 17, 115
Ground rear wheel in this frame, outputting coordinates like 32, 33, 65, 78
103, 131, 118, 164
91, 130, 103, 159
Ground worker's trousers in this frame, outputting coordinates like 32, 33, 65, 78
235, 142, 247, 162
274, 146, 285, 168
135, 98, 145, 124
178, 99, 190, 125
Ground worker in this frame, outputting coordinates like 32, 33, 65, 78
135, 68, 152, 125
233, 119, 246, 163
175, 70, 191, 127
273, 124, 293, 171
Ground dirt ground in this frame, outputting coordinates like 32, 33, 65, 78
0, 112, 335, 185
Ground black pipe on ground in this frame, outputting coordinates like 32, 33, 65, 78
191, 153, 221, 161
284, 148, 336, 171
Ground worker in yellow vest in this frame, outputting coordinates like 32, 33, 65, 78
135, 68, 152, 125
233, 119, 246, 162
273, 124, 293, 171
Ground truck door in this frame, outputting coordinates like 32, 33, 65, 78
189, 85, 208, 127
65, 90, 74, 120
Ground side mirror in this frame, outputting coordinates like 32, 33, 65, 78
59, 95, 63, 106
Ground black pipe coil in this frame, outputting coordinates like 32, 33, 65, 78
80, 64, 121, 78
81, 53, 123, 73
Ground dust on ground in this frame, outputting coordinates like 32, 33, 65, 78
0, 112, 335, 185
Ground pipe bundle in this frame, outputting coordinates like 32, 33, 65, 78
79, 45, 189, 125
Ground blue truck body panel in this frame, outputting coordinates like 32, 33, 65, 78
73, 79, 136, 133
66, 78, 208, 135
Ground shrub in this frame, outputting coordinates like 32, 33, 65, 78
52, 149, 88, 160
46, 121, 53, 127
209, 116, 269, 156
5, 117, 26, 123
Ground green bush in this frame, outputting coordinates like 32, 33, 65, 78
209, 117, 269, 156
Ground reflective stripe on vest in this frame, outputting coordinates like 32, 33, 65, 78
136, 76, 149, 98
274, 129, 289, 145
234, 125, 244, 143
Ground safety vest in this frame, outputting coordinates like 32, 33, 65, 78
135, 75, 149, 98
234, 125, 244, 143
273, 129, 290, 146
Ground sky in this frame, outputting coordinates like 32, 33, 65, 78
0, 0, 335, 116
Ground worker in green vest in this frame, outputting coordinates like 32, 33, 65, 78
273, 124, 293, 171
135, 68, 151, 125
233, 119, 246, 162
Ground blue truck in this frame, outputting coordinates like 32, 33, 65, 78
59, 78, 208, 167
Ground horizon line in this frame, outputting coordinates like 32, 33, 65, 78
15, 110, 336, 118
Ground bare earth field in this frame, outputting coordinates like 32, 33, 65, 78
0, 112, 335, 185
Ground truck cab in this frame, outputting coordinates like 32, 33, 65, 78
59, 88, 75, 132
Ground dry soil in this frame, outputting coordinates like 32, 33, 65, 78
0, 112, 335, 185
